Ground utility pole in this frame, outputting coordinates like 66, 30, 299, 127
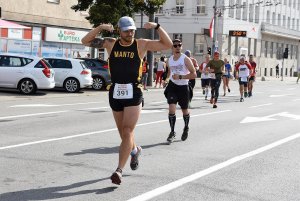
212, 0, 218, 55
147, 12, 155, 86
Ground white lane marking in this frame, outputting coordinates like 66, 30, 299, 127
287, 88, 296, 90
141, 110, 166, 114
240, 112, 300, 123
127, 132, 300, 201
269, 94, 293, 98
249, 103, 273, 108
0, 110, 231, 150
77, 107, 110, 111
293, 99, 300, 102
10, 102, 102, 108
149, 101, 167, 105
0, 111, 68, 120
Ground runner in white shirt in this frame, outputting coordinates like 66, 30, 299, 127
200, 54, 211, 100
235, 56, 253, 102
164, 39, 197, 144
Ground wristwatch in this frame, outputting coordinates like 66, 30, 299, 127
179, 75, 182, 80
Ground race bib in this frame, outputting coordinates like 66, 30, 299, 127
113, 83, 133, 99
210, 73, 216, 79
241, 76, 248, 82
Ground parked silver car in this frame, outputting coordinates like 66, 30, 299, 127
0, 53, 55, 94
44, 58, 93, 93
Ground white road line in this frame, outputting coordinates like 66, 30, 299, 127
149, 101, 167, 105
0, 110, 231, 150
127, 132, 300, 201
269, 94, 293, 98
249, 103, 273, 108
293, 99, 300, 102
0, 111, 68, 120
10, 101, 102, 108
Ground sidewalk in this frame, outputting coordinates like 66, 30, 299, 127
256, 76, 299, 83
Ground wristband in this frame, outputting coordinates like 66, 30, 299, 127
155, 23, 160, 30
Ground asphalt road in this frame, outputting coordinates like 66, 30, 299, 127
0, 78, 299, 201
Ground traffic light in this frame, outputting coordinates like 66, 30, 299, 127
207, 47, 211, 55
283, 48, 289, 59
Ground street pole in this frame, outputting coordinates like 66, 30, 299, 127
146, 12, 155, 86
281, 58, 284, 81
212, 0, 218, 55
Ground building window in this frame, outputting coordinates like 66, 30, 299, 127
278, 14, 281, 26
236, 0, 241, 20
242, 2, 247, 21
297, 19, 299, 31
255, 5, 259, 23
196, 0, 206, 14
264, 41, 268, 57
249, 4, 254, 22
229, 0, 235, 18
176, 0, 184, 14
47, 0, 60, 3
272, 12, 276, 25
173, 33, 183, 42
156, 5, 164, 14
194, 34, 204, 55
270, 42, 274, 58
284, 0, 287, 5
266, 11, 270, 23
287, 17, 290, 29
292, 18, 295, 30
283, 15, 286, 27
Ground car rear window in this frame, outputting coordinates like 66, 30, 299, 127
80, 61, 88, 69
34, 59, 52, 68
0, 56, 33, 67
45, 59, 72, 69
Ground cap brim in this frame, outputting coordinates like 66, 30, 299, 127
120, 26, 136, 31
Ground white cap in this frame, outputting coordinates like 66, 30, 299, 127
118, 16, 136, 31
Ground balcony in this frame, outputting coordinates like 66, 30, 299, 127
261, 22, 300, 39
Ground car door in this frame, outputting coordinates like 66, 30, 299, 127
46, 59, 72, 87
0, 56, 25, 88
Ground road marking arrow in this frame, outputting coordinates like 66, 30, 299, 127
241, 112, 300, 123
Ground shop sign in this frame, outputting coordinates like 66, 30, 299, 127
45, 27, 88, 44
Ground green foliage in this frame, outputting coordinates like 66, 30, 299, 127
71, 0, 166, 27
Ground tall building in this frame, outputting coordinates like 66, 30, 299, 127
135, 0, 300, 77
0, 0, 93, 58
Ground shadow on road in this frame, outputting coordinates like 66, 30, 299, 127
0, 178, 118, 201
64, 142, 168, 156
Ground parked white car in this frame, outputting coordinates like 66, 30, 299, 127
44, 58, 93, 93
0, 53, 55, 94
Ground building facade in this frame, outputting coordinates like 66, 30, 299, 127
135, 0, 300, 77
0, 0, 93, 58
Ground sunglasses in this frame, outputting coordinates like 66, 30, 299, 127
173, 44, 182, 48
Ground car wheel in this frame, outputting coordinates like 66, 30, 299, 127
92, 77, 105, 90
18, 78, 37, 95
64, 78, 80, 93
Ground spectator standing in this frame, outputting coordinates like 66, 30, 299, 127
155, 56, 166, 88
142, 57, 149, 90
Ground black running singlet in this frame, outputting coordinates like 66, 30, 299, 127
108, 39, 142, 84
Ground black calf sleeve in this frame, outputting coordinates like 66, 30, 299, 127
168, 114, 176, 132
183, 114, 190, 129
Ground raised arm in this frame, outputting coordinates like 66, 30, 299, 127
81, 24, 116, 52
138, 22, 172, 55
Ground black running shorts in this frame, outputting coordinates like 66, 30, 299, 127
165, 80, 189, 109
238, 78, 248, 87
109, 84, 143, 112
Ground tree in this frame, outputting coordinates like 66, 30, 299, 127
71, 0, 166, 27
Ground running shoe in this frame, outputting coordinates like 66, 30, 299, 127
181, 127, 189, 141
130, 146, 142, 170
228, 88, 231, 93
167, 131, 176, 143
240, 97, 244, 102
213, 104, 217, 108
202, 90, 205, 95
248, 91, 252, 97
244, 92, 248, 98
110, 168, 122, 185
205, 96, 207, 100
